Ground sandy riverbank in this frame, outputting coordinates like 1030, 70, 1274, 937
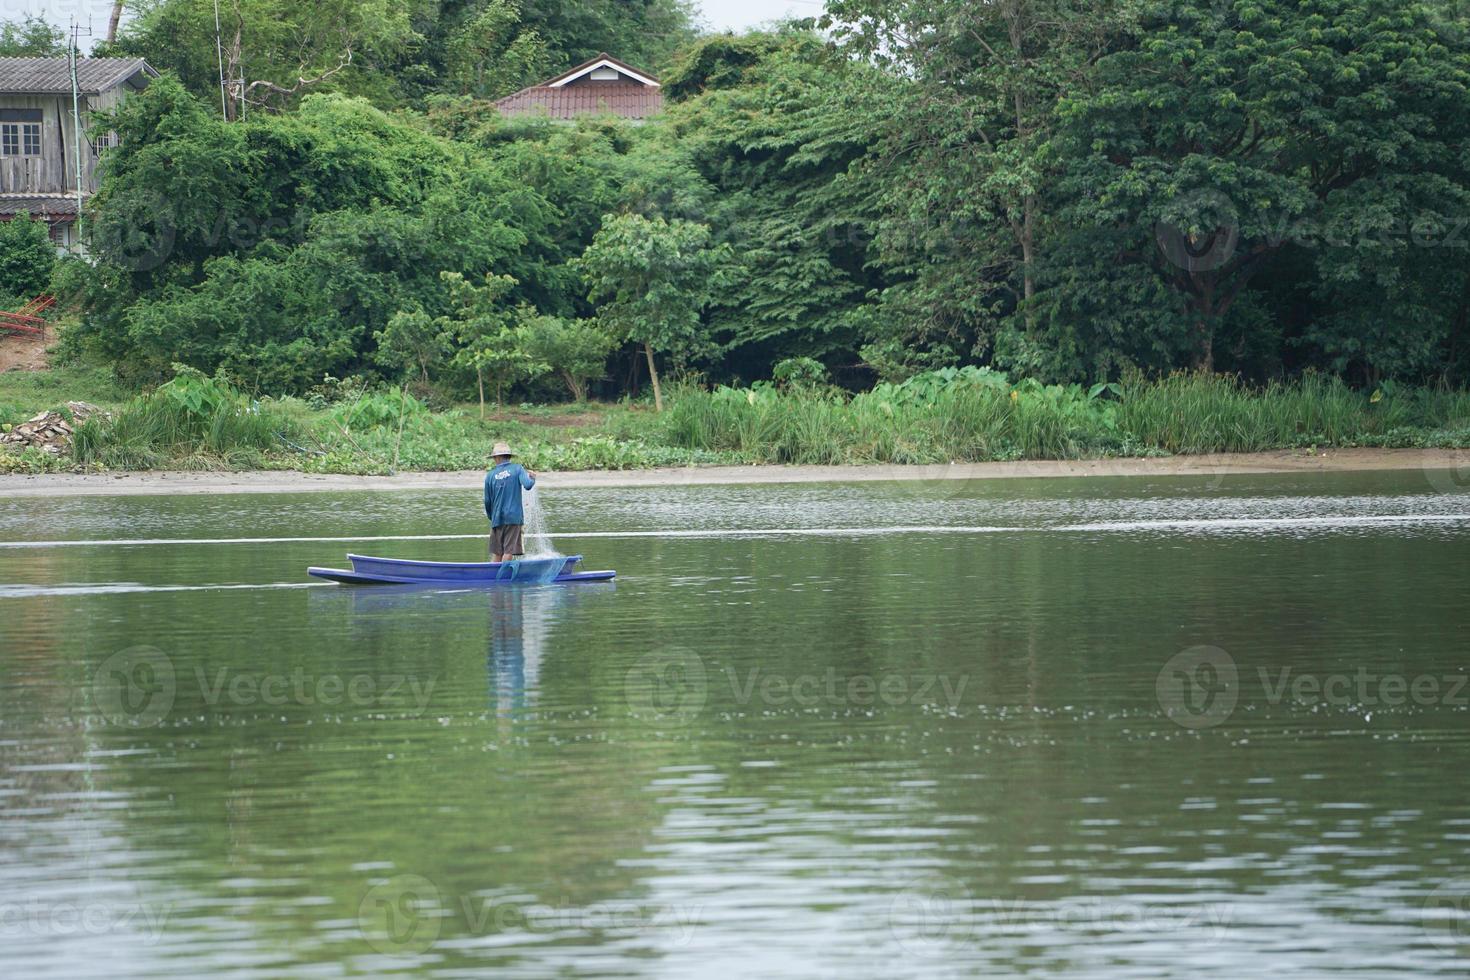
0, 448, 1464, 497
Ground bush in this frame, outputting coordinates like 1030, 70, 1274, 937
71, 368, 296, 469
0, 214, 55, 299
772, 357, 830, 391
519, 315, 616, 402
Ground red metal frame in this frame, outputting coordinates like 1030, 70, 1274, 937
0, 295, 55, 339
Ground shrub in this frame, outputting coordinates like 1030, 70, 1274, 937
0, 214, 55, 299
71, 367, 295, 469
772, 357, 830, 391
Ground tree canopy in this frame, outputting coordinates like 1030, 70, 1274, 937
48, 1, 1470, 399
0, 16, 64, 56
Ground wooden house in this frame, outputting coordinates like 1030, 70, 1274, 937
0, 57, 157, 251
495, 54, 663, 122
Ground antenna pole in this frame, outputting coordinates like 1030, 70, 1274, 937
69, 23, 85, 240
213, 0, 228, 119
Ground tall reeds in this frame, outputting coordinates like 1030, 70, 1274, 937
661, 372, 1470, 464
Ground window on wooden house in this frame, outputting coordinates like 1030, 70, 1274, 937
0, 109, 44, 157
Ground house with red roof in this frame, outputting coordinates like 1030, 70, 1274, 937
495, 54, 663, 123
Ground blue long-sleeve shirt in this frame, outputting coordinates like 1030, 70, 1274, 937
484, 462, 535, 527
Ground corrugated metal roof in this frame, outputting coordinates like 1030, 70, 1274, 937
0, 57, 155, 95
0, 194, 80, 218
494, 83, 663, 121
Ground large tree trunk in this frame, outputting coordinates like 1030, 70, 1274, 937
1447, 268, 1470, 382
1009, 6, 1038, 334
1192, 281, 1216, 373
1020, 194, 1037, 332
644, 343, 663, 412
1195, 323, 1215, 373
477, 368, 485, 420
224, 19, 242, 121
107, 1, 125, 43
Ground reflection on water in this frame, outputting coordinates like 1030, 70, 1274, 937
319, 582, 610, 720
490, 587, 542, 718
0, 472, 1467, 977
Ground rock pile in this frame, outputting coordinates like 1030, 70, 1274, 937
0, 401, 110, 455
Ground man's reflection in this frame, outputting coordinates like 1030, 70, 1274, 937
489, 586, 552, 721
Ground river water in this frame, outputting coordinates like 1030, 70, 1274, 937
0, 469, 1467, 977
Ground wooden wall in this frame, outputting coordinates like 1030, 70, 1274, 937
0, 89, 124, 196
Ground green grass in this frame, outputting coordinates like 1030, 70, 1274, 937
0, 363, 129, 430
5, 367, 1470, 475
662, 372, 1470, 464
69, 373, 289, 471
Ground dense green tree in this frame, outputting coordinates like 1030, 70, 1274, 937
519, 314, 616, 401
64, 6, 1470, 397
823, 0, 1116, 380
107, 0, 420, 116
109, 0, 696, 109
577, 213, 723, 410
437, 0, 553, 98
516, 0, 697, 73
1051, 0, 1470, 378
375, 309, 451, 385
440, 270, 548, 411
71, 78, 541, 389
0, 16, 65, 56
0, 216, 55, 300
664, 31, 883, 379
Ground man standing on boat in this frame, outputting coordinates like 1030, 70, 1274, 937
485, 442, 538, 562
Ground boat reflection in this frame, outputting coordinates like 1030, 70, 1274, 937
310, 579, 615, 724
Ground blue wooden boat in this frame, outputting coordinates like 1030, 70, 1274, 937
308, 553, 615, 586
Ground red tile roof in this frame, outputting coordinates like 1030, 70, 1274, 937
495, 55, 663, 121
495, 82, 664, 121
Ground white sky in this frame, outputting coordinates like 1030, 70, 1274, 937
695, 0, 825, 33
4, 0, 116, 51
4, 0, 825, 51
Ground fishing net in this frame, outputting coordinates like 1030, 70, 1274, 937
520, 486, 560, 557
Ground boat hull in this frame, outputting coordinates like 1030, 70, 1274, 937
307, 567, 616, 586
308, 553, 615, 586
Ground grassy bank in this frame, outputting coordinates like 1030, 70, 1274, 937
0, 366, 737, 475
3, 366, 1469, 476
665, 371, 1470, 464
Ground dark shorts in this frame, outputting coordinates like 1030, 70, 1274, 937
490, 524, 524, 557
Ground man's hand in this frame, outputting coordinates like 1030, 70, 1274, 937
527, 469, 539, 479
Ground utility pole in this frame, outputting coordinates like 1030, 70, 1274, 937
68, 20, 91, 245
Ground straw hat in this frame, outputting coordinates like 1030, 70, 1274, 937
491, 442, 513, 458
